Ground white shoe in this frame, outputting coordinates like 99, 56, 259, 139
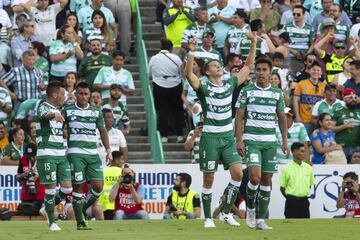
218, 212, 225, 221
161, 137, 168, 143
256, 220, 273, 230
49, 223, 61, 232
246, 208, 256, 229
39, 207, 49, 225
221, 213, 240, 226
204, 218, 216, 228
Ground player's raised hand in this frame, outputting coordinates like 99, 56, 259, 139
246, 31, 258, 44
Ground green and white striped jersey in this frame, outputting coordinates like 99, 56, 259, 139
36, 101, 66, 157
317, 21, 349, 42
311, 99, 345, 117
181, 22, 215, 47
236, 83, 285, 145
102, 101, 130, 127
63, 103, 105, 155
0, 87, 12, 126
275, 122, 309, 164
235, 38, 269, 61
196, 76, 237, 138
225, 24, 249, 54
282, 22, 313, 54
191, 47, 224, 66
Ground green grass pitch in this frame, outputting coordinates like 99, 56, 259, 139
0, 219, 359, 240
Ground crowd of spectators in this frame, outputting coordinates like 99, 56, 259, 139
152, 0, 360, 166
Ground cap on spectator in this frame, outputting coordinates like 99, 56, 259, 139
233, 9, 247, 19
325, 84, 337, 91
24, 143, 37, 158
284, 107, 294, 117
110, 84, 122, 90
202, 31, 214, 38
322, 18, 335, 29
334, 41, 346, 48
343, 88, 356, 97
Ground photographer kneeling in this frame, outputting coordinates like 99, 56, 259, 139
109, 164, 149, 220
16, 143, 45, 216
336, 172, 360, 218
163, 173, 201, 219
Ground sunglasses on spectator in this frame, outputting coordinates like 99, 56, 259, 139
293, 13, 301, 17
335, 46, 346, 49
26, 25, 34, 28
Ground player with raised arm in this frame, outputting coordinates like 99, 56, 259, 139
185, 32, 257, 228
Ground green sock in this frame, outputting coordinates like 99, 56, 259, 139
55, 189, 68, 205
83, 189, 100, 214
201, 192, 212, 219
72, 193, 85, 224
222, 183, 239, 214
246, 183, 258, 210
258, 187, 271, 219
44, 194, 55, 225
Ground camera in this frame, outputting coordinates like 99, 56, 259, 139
122, 174, 133, 184
346, 181, 353, 189
27, 171, 37, 195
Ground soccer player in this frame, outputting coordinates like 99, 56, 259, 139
63, 82, 112, 230
235, 57, 290, 230
36, 81, 72, 231
185, 32, 257, 228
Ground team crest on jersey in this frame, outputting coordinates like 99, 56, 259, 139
240, 96, 246, 104
91, 109, 97, 117
70, 110, 76, 120
302, 87, 307, 93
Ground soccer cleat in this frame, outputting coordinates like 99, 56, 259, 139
221, 213, 240, 226
77, 221, 92, 230
39, 207, 49, 225
256, 221, 273, 230
246, 208, 256, 229
204, 218, 216, 228
49, 223, 61, 232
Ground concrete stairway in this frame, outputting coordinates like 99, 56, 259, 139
125, 0, 192, 164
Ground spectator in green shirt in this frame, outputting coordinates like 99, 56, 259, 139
1, 127, 25, 165
78, 39, 112, 90
279, 142, 315, 218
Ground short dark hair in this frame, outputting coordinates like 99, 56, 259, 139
273, 52, 285, 61
255, 57, 273, 69
112, 150, 123, 160
178, 173, 192, 188
343, 172, 359, 181
160, 38, 173, 51
102, 108, 112, 115
46, 81, 64, 96
318, 112, 331, 123
291, 142, 304, 152
112, 50, 126, 59
309, 61, 322, 69
325, 83, 337, 92
233, 9, 247, 19
76, 81, 90, 91
293, 5, 306, 14
226, 53, 241, 65
350, 60, 360, 70
31, 41, 46, 57
250, 19, 263, 32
